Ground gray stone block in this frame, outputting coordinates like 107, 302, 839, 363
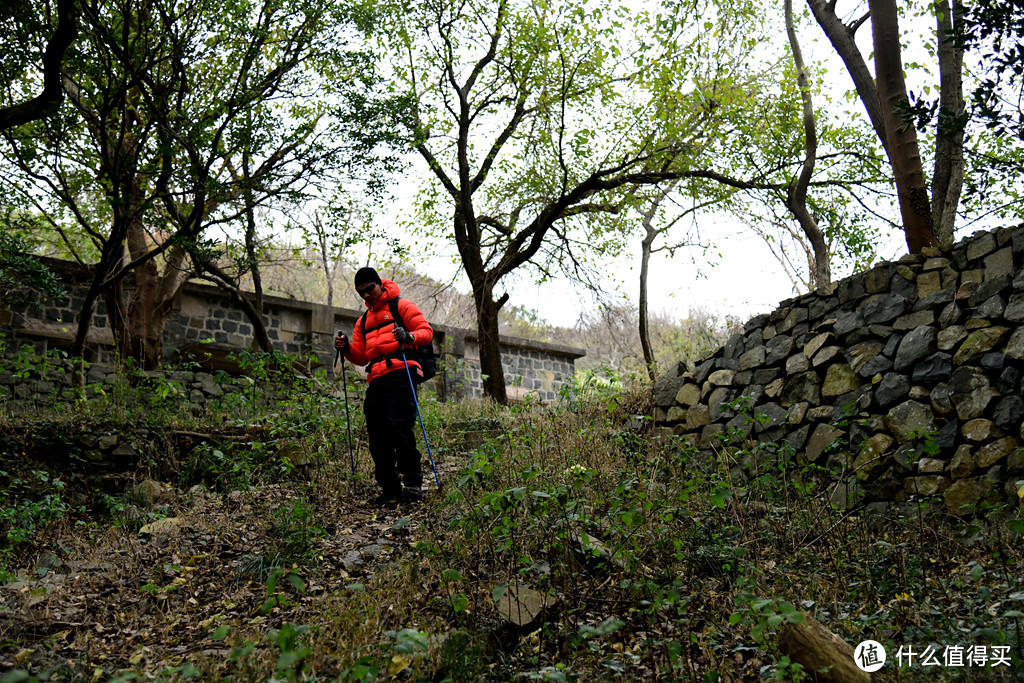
985, 247, 1015, 280
975, 295, 1006, 320
753, 402, 789, 433
992, 395, 1024, 432
808, 296, 839, 320
886, 400, 937, 443
937, 325, 967, 351
949, 366, 998, 420
912, 352, 953, 385
953, 326, 1009, 365
997, 366, 1021, 393
833, 386, 873, 419
723, 332, 745, 359
838, 274, 866, 304
912, 287, 954, 312
939, 301, 963, 326
864, 264, 894, 294
936, 419, 959, 451
765, 335, 794, 365
944, 477, 998, 515
876, 373, 911, 408
862, 293, 910, 325
805, 423, 844, 463
894, 326, 937, 371
894, 310, 935, 330
858, 354, 894, 378
653, 373, 686, 406
967, 231, 998, 261
782, 372, 820, 406
969, 276, 1012, 306
834, 310, 866, 337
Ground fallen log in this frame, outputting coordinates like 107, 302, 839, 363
778, 615, 872, 682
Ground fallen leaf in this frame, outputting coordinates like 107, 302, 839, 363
389, 653, 413, 675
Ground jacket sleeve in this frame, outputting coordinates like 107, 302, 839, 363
398, 298, 433, 347
344, 317, 369, 366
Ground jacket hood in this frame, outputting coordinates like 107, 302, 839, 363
366, 279, 400, 309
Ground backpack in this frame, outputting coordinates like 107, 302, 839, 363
360, 298, 437, 384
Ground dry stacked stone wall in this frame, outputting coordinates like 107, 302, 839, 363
0, 259, 584, 402
653, 225, 1024, 515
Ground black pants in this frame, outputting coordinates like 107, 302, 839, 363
364, 370, 423, 494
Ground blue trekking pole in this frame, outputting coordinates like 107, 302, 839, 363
337, 331, 356, 482
398, 341, 441, 490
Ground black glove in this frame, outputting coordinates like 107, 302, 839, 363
393, 326, 414, 345
334, 331, 349, 352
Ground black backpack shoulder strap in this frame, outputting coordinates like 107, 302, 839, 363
388, 298, 406, 331
361, 298, 405, 339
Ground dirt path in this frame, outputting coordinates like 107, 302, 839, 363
0, 478, 440, 677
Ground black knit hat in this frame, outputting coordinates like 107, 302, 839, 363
354, 267, 382, 287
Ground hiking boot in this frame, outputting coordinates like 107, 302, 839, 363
368, 491, 402, 508
402, 486, 424, 503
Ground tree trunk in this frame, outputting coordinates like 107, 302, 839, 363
123, 257, 161, 365
242, 147, 267, 348
121, 206, 190, 367
932, 0, 965, 248
778, 616, 871, 682
639, 232, 656, 384
470, 273, 511, 403
473, 283, 508, 404
870, 0, 939, 253
787, 0, 831, 289
805, 0, 889, 157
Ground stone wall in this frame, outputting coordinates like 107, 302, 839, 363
653, 225, 1024, 515
0, 259, 584, 402
0, 358, 273, 411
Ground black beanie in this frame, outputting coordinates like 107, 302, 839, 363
354, 267, 382, 287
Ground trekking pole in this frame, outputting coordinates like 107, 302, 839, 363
398, 342, 441, 490
337, 331, 356, 482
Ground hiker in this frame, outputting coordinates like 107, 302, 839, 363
335, 267, 433, 505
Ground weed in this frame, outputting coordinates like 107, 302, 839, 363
268, 496, 326, 566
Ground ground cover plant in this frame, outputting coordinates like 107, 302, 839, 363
0, 353, 1023, 680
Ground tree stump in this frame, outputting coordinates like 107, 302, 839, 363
778, 615, 872, 682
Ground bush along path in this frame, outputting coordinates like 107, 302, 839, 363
2, 383, 1024, 680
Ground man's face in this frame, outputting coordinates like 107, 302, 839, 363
356, 281, 382, 305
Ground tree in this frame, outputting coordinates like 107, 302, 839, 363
0, 211, 65, 308
785, 0, 831, 286
379, 0, 770, 402
1, 0, 397, 367
805, 0, 961, 251
298, 199, 375, 311
630, 179, 721, 382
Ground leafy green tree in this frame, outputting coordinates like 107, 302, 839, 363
0, 211, 65, 308
1, 0, 399, 367
378, 0, 775, 402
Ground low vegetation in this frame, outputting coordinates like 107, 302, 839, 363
1, 349, 1023, 681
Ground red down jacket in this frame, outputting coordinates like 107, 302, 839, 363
343, 279, 433, 383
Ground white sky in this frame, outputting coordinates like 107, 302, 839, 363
380, 203, 909, 330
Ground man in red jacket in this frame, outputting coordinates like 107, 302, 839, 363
335, 267, 434, 505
